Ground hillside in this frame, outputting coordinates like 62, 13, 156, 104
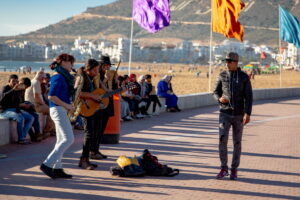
0, 0, 299, 46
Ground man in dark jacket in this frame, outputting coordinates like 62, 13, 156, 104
213, 52, 253, 180
0, 74, 34, 144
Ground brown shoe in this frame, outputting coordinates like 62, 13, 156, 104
90, 152, 108, 160
36, 133, 43, 142
78, 157, 95, 170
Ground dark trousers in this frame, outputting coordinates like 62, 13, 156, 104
91, 109, 110, 153
218, 112, 244, 170
28, 111, 41, 140
146, 95, 162, 112
81, 111, 102, 158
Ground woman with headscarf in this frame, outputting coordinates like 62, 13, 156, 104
157, 75, 181, 112
40, 53, 76, 179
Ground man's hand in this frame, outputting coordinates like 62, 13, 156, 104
219, 96, 229, 104
13, 83, 26, 91
243, 114, 250, 125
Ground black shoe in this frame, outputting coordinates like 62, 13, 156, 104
98, 152, 108, 159
40, 163, 56, 179
17, 139, 31, 145
53, 169, 72, 179
175, 106, 181, 112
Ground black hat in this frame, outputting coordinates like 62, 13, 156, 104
222, 52, 239, 62
99, 55, 114, 65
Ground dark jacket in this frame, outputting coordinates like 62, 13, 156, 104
213, 68, 253, 116
0, 85, 22, 112
144, 82, 152, 96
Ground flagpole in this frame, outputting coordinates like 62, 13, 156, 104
209, 0, 213, 92
128, 12, 134, 75
278, 5, 282, 88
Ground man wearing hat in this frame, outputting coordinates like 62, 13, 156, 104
213, 52, 253, 180
88, 55, 116, 160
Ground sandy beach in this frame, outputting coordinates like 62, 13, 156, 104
1, 62, 300, 95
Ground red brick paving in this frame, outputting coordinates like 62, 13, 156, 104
0, 97, 299, 200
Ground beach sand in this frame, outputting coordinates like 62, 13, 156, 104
1, 62, 300, 95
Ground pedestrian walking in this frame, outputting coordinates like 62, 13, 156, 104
40, 53, 76, 179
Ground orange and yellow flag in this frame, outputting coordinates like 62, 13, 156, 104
212, 0, 245, 42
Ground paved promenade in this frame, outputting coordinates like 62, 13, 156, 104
0, 97, 299, 200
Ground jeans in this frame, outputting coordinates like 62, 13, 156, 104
43, 106, 74, 169
0, 108, 34, 141
218, 112, 244, 170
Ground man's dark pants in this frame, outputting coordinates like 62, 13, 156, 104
219, 112, 244, 170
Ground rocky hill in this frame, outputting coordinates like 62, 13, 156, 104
1, 0, 299, 46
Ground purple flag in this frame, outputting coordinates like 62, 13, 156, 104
133, 0, 170, 33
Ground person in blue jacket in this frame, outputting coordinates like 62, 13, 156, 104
157, 75, 180, 112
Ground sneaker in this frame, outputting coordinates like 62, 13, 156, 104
216, 168, 229, 179
230, 169, 238, 180
17, 139, 31, 145
123, 116, 134, 121
126, 116, 134, 121
135, 114, 144, 119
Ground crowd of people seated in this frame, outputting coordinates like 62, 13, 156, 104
117, 73, 181, 122
0, 72, 55, 144
0, 69, 181, 144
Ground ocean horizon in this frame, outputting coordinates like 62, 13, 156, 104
0, 60, 131, 72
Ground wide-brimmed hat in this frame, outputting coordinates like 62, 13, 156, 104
222, 52, 239, 62
99, 55, 114, 65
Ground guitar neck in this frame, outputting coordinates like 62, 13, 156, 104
102, 88, 122, 98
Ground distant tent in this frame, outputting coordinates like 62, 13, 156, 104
243, 64, 254, 69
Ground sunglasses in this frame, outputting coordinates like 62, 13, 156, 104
226, 59, 237, 63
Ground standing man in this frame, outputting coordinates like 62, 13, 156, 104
213, 52, 253, 180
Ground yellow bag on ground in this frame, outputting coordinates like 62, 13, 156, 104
117, 155, 139, 168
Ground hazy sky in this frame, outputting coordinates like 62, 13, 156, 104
0, 0, 116, 36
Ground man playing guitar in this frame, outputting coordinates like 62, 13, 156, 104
75, 59, 102, 170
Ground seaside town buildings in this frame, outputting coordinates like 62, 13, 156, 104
0, 37, 299, 67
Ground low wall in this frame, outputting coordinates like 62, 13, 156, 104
1, 87, 300, 146
177, 87, 300, 110
0, 119, 10, 146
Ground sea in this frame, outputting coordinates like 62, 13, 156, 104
0, 60, 132, 72
0, 61, 83, 72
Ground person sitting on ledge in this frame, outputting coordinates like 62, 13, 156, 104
0, 74, 34, 144
157, 75, 181, 112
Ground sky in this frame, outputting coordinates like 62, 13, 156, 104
0, 0, 116, 36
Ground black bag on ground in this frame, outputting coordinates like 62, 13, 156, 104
139, 149, 179, 177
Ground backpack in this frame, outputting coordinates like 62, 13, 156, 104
139, 149, 179, 177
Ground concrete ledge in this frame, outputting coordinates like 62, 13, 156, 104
177, 87, 300, 110
0, 119, 10, 146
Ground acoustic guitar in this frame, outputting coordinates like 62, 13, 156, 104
80, 84, 135, 117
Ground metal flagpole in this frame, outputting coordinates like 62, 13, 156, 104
279, 5, 282, 88
209, 0, 213, 92
128, 12, 134, 75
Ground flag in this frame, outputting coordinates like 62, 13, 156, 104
212, 0, 245, 42
279, 6, 300, 49
133, 0, 170, 33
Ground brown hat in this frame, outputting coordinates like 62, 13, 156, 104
222, 52, 239, 62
